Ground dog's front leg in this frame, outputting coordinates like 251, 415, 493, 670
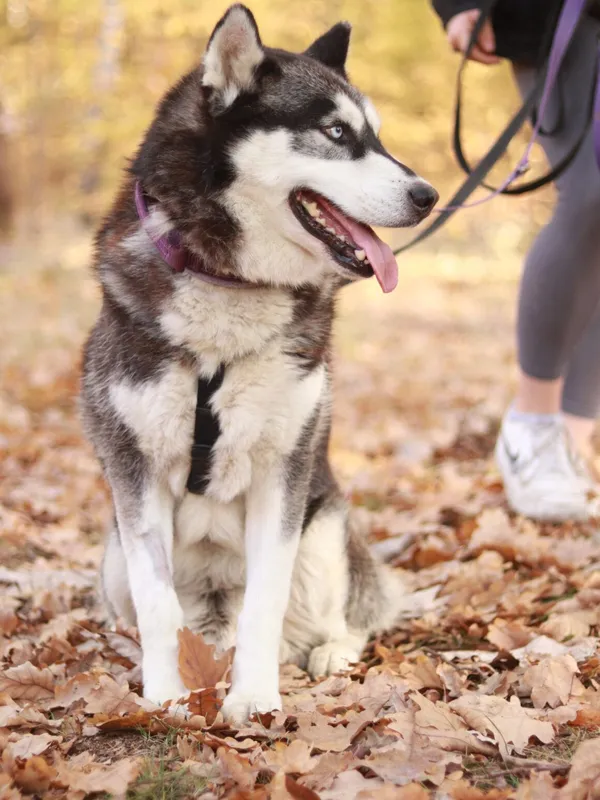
221, 468, 300, 724
113, 482, 187, 706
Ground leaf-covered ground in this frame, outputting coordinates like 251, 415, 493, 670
1, 245, 600, 799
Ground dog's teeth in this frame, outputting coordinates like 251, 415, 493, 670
326, 227, 335, 234
316, 216, 326, 226
338, 235, 347, 243
307, 202, 319, 217
355, 249, 366, 261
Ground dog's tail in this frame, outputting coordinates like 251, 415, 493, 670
346, 522, 443, 634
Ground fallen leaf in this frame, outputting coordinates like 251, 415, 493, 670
177, 627, 233, 691
412, 693, 495, 756
4, 733, 60, 760
295, 710, 374, 752
360, 741, 458, 787
186, 687, 221, 725
319, 769, 385, 799
540, 612, 596, 641
3, 755, 57, 795
449, 694, 554, 756
521, 655, 581, 708
54, 752, 141, 799
104, 629, 142, 664
487, 619, 534, 650
0, 662, 54, 701
52, 671, 101, 709
515, 771, 560, 800
263, 740, 320, 775
560, 737, 600, 800
359, 786, 430, 800
298, 752, 354, 792
83, 674, 155, 716
218, 747, 259, 791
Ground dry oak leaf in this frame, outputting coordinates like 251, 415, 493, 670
398, 654, 444, 691
295, 709, 374, 752
297, 752, 354, 792
540, 611, 597, 642
52, 671, 101, 709
0, 662, 54, 702
187, 687, 222, 725
0, 772, 23, 800
358, 785, 430, 800
449, 694, 554, 757
3, 754, 56, 795
218, 746, 259, 791
178, 626, 233, 691
319, 770, 385, 799
83, 674, 156, 716
262, 740, 320, 775
54, 751, 141, 799
360, 741, 458, 787
412, 693, 496, 756
268, 772, 320, 800
3, 733, 60, 761
516, 771, 560, 800
104, 629, 142, 664
560, 737, 600, 800
486, 619, 535, 650
521, 655, 582, 709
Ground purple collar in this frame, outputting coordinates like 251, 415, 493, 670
134, 181, 254, 288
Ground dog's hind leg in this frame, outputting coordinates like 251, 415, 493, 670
284, 498, 405, 678
284, 500, 369, 677
111, 480, 187, 706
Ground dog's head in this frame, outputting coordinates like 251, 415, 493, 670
132, 4, 438, 293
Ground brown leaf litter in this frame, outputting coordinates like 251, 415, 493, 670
2, 264, 600, 798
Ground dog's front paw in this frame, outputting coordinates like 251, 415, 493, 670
207, 447, 252, 503
143, 665, 188, 708
308, 642, 360, 678
221, 687, 282, 727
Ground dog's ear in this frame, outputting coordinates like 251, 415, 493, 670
202, 4, 264, 112
304, 21, 351, 76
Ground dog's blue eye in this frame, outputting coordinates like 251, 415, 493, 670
326, 125, 345, 141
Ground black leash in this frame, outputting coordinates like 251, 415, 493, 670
393, 0, 593, 255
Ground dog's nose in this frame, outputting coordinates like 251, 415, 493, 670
409, 183, 439, 214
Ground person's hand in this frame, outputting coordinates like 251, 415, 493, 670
446, 9, 500, 65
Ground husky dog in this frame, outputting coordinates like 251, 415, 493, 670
82, 4, 437, 723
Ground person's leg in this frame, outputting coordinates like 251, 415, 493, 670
562, 297, 600, 459
496, 19, 600, 520
515, 19, 600, 424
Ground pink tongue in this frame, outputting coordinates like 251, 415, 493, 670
317, 199, 398, 293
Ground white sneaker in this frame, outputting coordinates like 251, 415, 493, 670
495, 411, 597, 522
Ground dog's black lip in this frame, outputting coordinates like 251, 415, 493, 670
288, 190, 374, 279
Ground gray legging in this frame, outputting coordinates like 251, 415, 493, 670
514, 16, 600, 419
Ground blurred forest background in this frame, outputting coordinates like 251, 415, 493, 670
0, 0, 553, 251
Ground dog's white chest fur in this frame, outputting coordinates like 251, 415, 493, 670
110, 342, 326, 506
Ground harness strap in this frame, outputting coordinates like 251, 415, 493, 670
186, 366, 225, 495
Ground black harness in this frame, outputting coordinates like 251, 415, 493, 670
186, 367, 225, 495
